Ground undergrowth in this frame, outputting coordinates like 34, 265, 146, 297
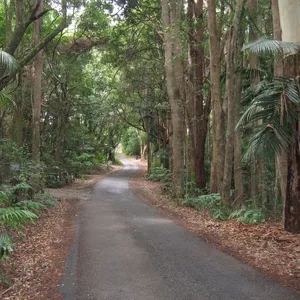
148, 167, 170, 182
183, 193, 265, 225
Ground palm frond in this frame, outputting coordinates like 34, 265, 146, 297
242, 37, 299, 55
0, 50, 18, 80
243, 124, 285, 163
238, 78, 299, 162
235, 65, 268, 78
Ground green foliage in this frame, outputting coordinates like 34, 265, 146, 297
0, 234, 14, 259
16, 200, 46, 213
183, 193, 221, 210
148, 167, 170, 182
122, 128, 141, 156
0, 207, 38, 229
10, 182, 32, 198
0, 191, 11, 207
243, 37, 299, 55
0, 93, 15, 110
20, 162, 45, 193
0, 50, 18, 81
96, 152, 107, 164
230, 207, 265, 224
238, 78, 298, 163
34, 193, 57, 208
210, 205, 231, 221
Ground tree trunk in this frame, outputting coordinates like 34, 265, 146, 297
207, 0, 224, 193
32, 0, 43, 163
248, 0, 261, 200
272, 0, 287, 221
4, 0, 15, 44
186, 0, 210, 189
222, 0, 246, 203
278, 0, 300, 232
146, 117, 151, 175
161, 0, 185, 200
233, 36, 245, 205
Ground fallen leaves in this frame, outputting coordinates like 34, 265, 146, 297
0, 200, 79, 300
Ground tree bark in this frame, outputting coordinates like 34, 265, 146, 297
272, 0, 287, 222
32, 0, 43, 163
233, 36, 245, 205
277, 0, 300, 232
161, 0, 185, 200
207, 0, 224, 193
186, 0, 210, 189
222, 0, 246, 203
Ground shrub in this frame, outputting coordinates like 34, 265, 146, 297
0, 191, 11, 207
0, 207, 38, 229
230, 207, 265, 224
183, 193, 221, 210
148, 167, 170, 182
95, 152, 107, 164
210, 205, 231, 221
16, 200, 46, 213
34, 193, 57, 208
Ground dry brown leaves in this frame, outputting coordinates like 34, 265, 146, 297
131, 166, 300, 294
0, 200, 78, 300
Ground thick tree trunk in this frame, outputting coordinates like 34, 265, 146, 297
277, 0, 300, 232
272, 0, 287, 222
233, 38, 245, 205
248, 0, 261, 200
32, 0, 43, 163
285, 122, 300, 233
108, 150, 116, 163
186, 0, 210, 189
207, 0, 224, 193
222, 0, 246, 203
161, 0, 185, 200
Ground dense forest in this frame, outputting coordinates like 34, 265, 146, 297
0, 0, 300, 264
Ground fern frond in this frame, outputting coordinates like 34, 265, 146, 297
0, 207, 38, 228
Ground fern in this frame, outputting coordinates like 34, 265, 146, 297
0, 234, 14, 259
0, 207, 38, 228
10, 182, 32, 193
210, 205, 231, 221
34, 193, 57, 208
148, 167, 170, 182
183, 193, 221, 210
0, 191, 11, 207
230, 207, 265, 224
16, 200, 46, 213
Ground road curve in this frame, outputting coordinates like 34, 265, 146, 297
61, 157, 299, 300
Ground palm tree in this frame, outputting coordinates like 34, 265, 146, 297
240, 38, 300, 233
0, 50, 18, 108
